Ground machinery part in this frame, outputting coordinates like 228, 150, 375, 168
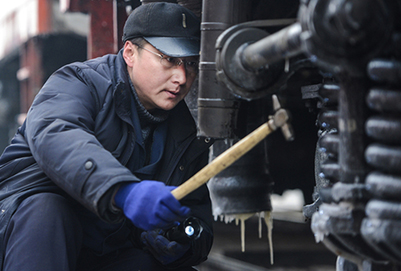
365, 116, 401, 144
319, 83, 340, 107
207, 139, 273, 215
215, 27, 281, 100
337, 257, 359, 271
359, 58, 401, 265
317, 110, 339, 131
197, 0, 244, 138
337, 76, 369, 184
310, 61, 374, 267
361, 218, 401, 264
214, 0, 395, 102
165, 217, 203, 244
365, 144, 401, 174
311, 77, 381, 265
299, 0, 394, 76
311, 202, 387, 263
330, 183, 370, 203
171, 95, 293, 200
320, 133, 339, 159
366, 88, 401, 113
365, 200, 401, 220
215, 22, 292, 100
305, 59, 378, 267
303, 82, 339, 218
240, 23, 302, 71
365, 172, 401, 200
312, 57, 401, 267
303, 2, 397, 262
199, 0, 400, 267
215, 19, 317, 100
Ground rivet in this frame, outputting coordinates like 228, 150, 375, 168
85, 161, 93, 170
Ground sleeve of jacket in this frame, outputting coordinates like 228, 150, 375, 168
24, 64, 138, 222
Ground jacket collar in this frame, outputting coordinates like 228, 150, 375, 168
113, 50, 134, 127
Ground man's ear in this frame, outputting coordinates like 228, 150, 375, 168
123, 41, 136, 68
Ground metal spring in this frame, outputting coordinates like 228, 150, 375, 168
361, 82, 401, 264
317, 83, 340, 187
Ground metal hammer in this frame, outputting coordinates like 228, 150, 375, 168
171, 95, 294, 200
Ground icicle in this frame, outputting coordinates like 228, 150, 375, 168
233, 213, 254, 252
214, 212, 273, 261
285, 57, 290, 73
258, 212, 263, 239
240, 217, 246, 252
264, 211, 274, 265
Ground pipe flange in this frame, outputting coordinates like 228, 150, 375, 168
215, 26, 285, 100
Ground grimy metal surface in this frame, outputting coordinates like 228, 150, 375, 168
206, 0, 401, 269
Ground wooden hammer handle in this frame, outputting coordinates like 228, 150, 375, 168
171, 121, 274, 200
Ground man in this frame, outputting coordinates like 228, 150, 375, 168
0, 2, 213, 270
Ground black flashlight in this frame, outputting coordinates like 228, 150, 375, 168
165, 217, 203, 244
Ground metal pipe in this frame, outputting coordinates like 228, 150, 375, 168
240, 22, 303, 71
197, 0, 244, 138
338, 75, 369, 183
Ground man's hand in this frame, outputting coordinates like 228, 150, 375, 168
114, 181, 190, 230
141, 229, 190, 265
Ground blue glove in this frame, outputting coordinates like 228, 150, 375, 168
141, 229, 191, 265
114, 181, 191, 230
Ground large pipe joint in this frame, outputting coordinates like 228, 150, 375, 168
215, 25, 286, 101
299, 0, 394, 75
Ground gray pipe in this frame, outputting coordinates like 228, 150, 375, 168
197, 0, 245, 138
241, 22, 303, 71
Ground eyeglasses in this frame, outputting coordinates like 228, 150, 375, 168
134, 44, 199, 74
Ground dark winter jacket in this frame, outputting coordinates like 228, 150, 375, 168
0, 50, 214, 269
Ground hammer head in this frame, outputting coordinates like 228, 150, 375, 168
269, 95, 294, 141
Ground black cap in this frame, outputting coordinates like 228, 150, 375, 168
122, 2, 201, 57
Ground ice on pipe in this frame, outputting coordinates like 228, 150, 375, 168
216, 211, 274, 265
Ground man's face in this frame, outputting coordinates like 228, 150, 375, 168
124, 41, 198, 111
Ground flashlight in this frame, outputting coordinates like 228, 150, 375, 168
165, 217, 203, 244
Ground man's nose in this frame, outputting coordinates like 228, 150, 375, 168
172, 64, 187, 85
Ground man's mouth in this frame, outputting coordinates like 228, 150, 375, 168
165, 90, 180, 97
